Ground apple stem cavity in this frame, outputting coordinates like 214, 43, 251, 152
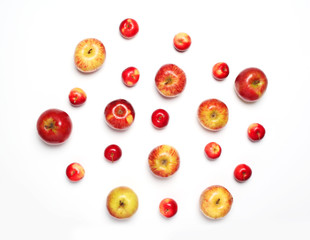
216, 198, 221, 205
165, 77, 173, 85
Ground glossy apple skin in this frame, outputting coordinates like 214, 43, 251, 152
74, 38, 106, 73
148, 145, 180, 178
200, 185, 233, 219
69, 87, 87, 106
104, 144, 122, 162
234, 164, 252, 182
151, 109, 169, 128
119, 18, 139, 39
248, 123, 265, 141
159, 198, 178, 218
122, 67, 140, 87
212, 62, 229, 81
173, 32, 191, 52
106, 186, 138, 219
155, 64, 186, 97
235, 67, 268, 102
205, 142, 222, 159
104, 99, 135, 130
37, 109, 72, 145
198, 99, 229, 131
66, 162, 85, 182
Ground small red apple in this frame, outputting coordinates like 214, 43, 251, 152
69, 87, 87, 106
66, 162, 85, 182
204, 142, 222, 159
159, 198, 178, 218
119, 18, 139, 39
155, 64, 186, 97
235, 67, 268, 102
234, 164, 252, 182
37, 109, 72, 145
247, 123, 265, 141
173, 32, 191, 52
212, 62, 229, 81
151, 109, 169, 129
104, 99, 135, 130
122, 67, 140, 87
104, 144, 122, 162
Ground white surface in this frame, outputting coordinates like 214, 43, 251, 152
1, 0, 310, 239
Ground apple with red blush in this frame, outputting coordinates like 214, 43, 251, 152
151, 109, 169, 129
159, 198, 178, 218
173, 32, 191, 52
212, 62, 229, 81
205, 142, 222, 160
69, 87, 87, 106
104, 144, 122, 162
119, 18, 139, 39
248, 123, 265, 141
66, 162, 85, 182
234, 164, 252, 182
122, 67, 140, 87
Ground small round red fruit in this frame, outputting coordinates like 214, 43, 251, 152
66, 162, 85, 182
173, 32, 191, 52
104, 144, 122, 162
212, 62, 229, 81
119, 18, 139, 39
69, 87, 87, 106
204, 142, 222, 159
122, 67, 140, 87
151, 109, 169, 129
247, 123, 265, 141
159, 198, 178, 218
234, 164, 252, 182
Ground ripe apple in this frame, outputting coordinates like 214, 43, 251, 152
66, 162, 85, 182
37, 109, 72, 145
151, 109, 169, 129
212, 62, 229, 81
173, 32, 191, 52
122, 66, 140, 87
235, 67, 268, 102
155, 64, 186, 97
197, 99, 229, 131
200, 185, 233, 219
248, 123, 265, 141
104, 144, 122, 162
106, 186, 138, 219
234, 164, 252, 182
74, 38, 106, 73
148, 145, 180, 178
104, 99, 135, 130
204, 142, 222, 160
119, 18, 139, 39
69, 87, 87, 106
159, 198, 178, 218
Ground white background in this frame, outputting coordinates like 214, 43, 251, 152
1, 0, 310, 239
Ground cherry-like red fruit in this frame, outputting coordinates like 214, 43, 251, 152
234, 164, 252, 182
104, 144, 122, 162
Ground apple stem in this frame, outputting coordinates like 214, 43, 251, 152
216, 198, 220, 205
119, 200, 124, 206
88, 48, 93, 54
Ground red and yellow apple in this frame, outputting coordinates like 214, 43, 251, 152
204, 142, 222, 160
198, 99, 229, 131
119, 18, 139, 39
159, 198, 178, 218
247, 123, 265, 141
122, 66, 140, 87
155, 64, 186, 97
173, 32, 191, 52
74, 38, 106, 73
66, 162, 85, 182
148, 145, 180, 178
69, 87, 87, 106
200, 185, 233, 219
212, 62, 229, 81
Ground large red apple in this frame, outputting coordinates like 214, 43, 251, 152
119, 18, 139, 39
37, 109, 72, 145
235, 67, 268, 102
155, 64, 186, 97
173, 32, 191, 52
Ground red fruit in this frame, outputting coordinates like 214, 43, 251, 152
104, 144, 122, 162
69, 87, 87, 106
122, 67, 140, 87
119, 18, 139, 39
151, 109, 169, 129
173, 32, 191, 52
204, 142, 222, 159
66, 162, 85, 182
234, 164, 252, 182
212, 62, 229, 81
159, 198, 178, 218
247, 123, 265, 141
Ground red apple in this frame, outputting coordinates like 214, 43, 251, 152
66, 162, 85, 182
74, 38, 106, 73
234, 164, 252, 182
122, 67, 140, 87
197, 99, 229, 131
159, 198, 178, 218
155, 64, 186, 97
37, 109, 72, 145
173, 32, 191, 52
151, 109, 169, 129
247, 123, 265, 141
148, 145, 180, 178
235, 67, 268, 102
69, 87, 87, 106
212, 62, 229, 81
104, 144, 122, 162
104, 99, 135, 130
119, 18, 139, 39
204, 142, 222, 159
